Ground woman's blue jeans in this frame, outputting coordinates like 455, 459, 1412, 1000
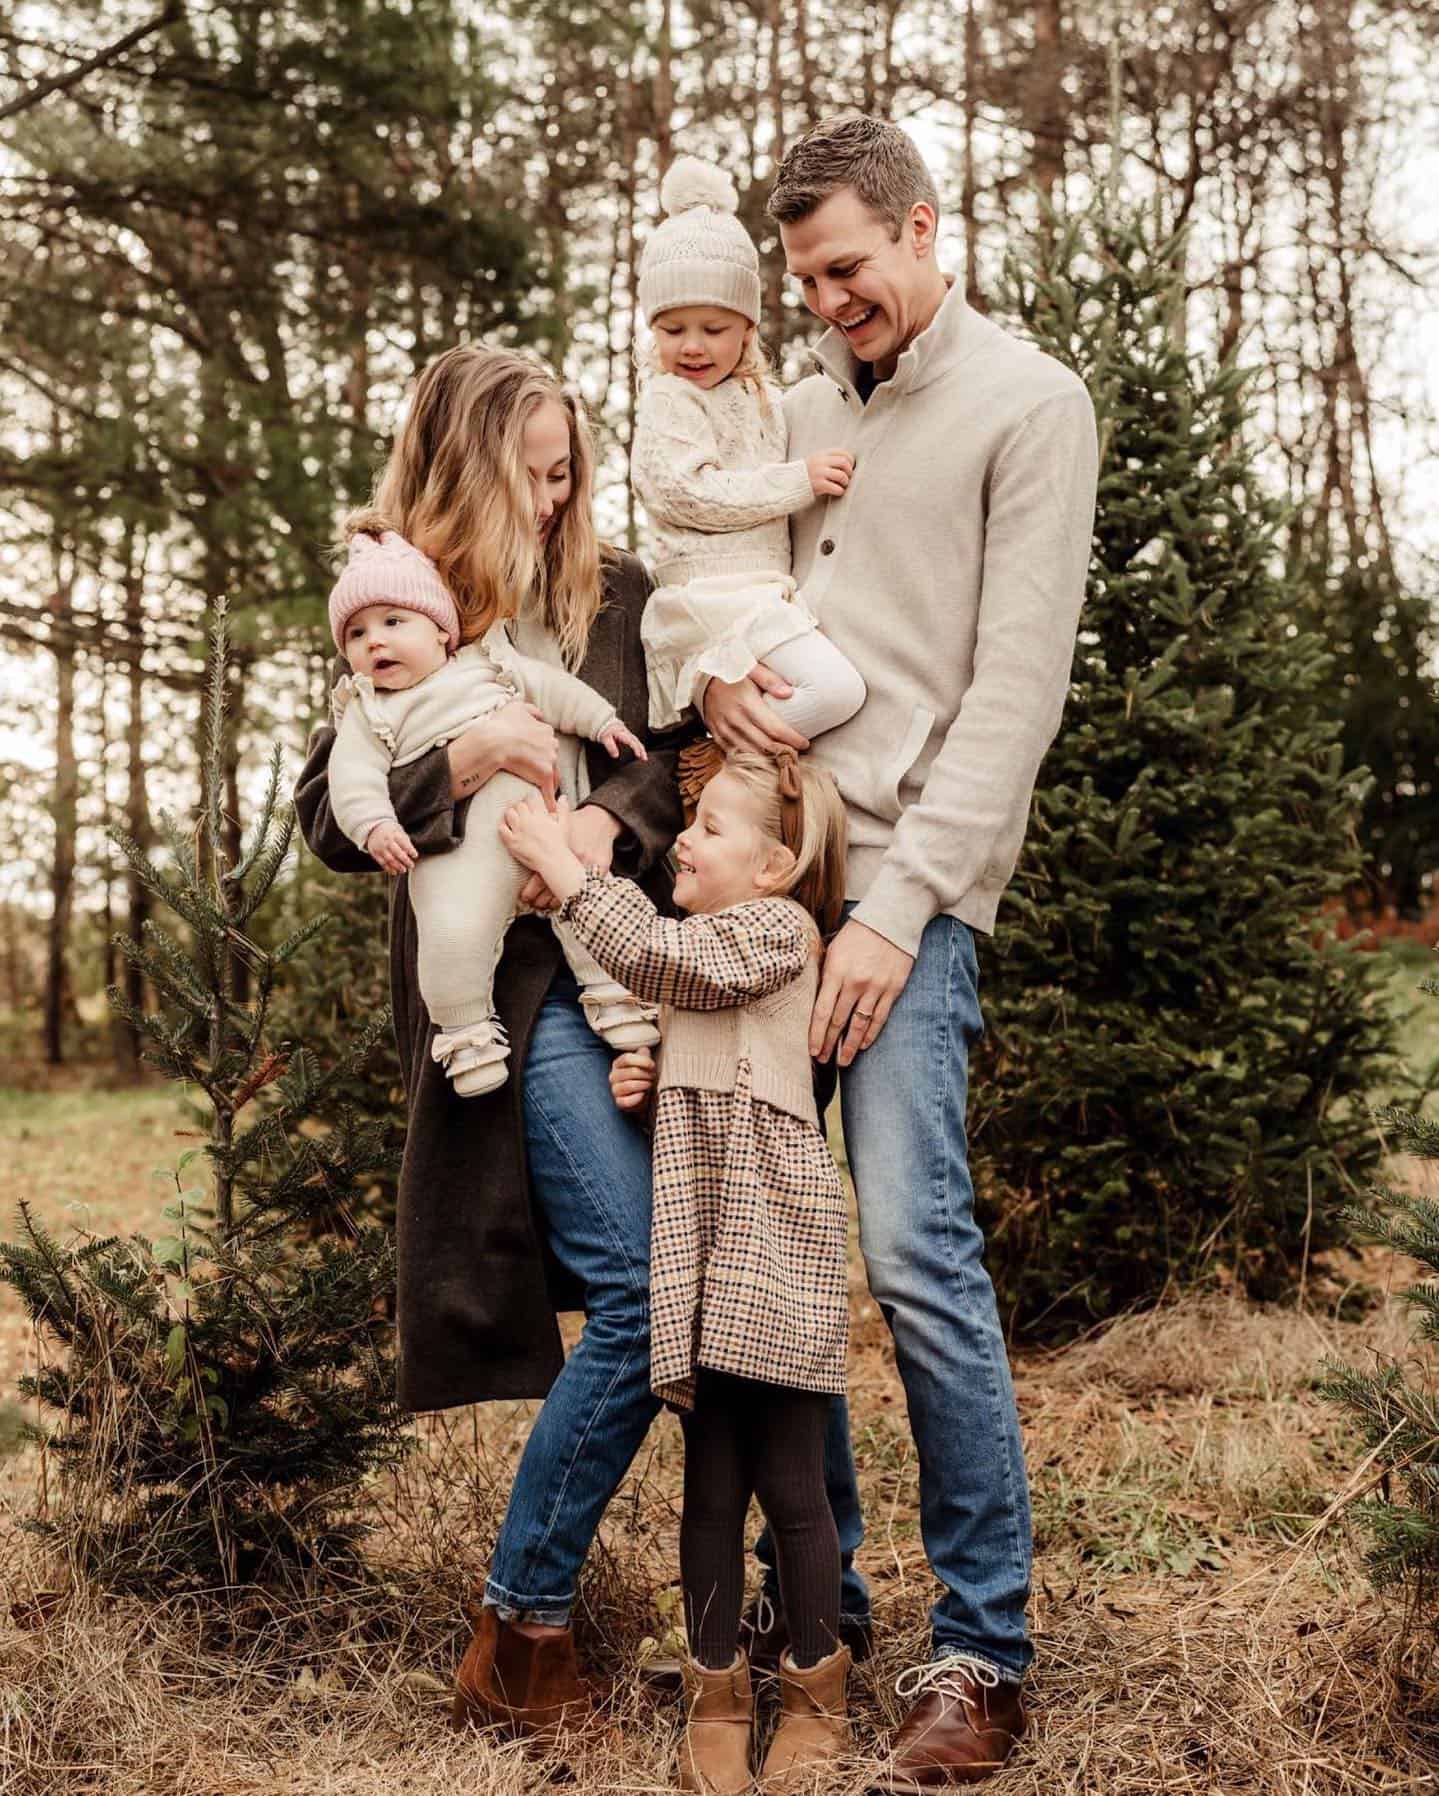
757, 909, 1033, 1680
483, 974, 661, 1623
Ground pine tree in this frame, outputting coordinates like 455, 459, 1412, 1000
969, 212, 1399, 1333
1321, 1170, 1439, 1633
0, 605, 405, 1591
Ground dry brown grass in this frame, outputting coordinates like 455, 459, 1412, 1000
3, 1083, 1439, 1794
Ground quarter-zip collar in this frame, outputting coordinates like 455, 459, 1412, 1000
809, 276, 980, 403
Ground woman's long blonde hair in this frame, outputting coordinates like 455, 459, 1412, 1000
345, 346, 605, 667
721, 751, 849, 939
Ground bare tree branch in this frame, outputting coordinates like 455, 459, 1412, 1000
0, 3, 180, 125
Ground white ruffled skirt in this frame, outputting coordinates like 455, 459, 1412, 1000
641, 571, 821, 730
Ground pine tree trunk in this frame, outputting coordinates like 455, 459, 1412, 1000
120, 555, 152, 1077
1029, 0, 1065, 208
44, 548, 78, 1066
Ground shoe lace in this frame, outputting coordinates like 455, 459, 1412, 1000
894, 1654, 1000, 1715
752, 1591, 777, 1636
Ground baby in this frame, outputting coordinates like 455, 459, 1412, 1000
326, 529, 659, 1096
632, 155, 868, 741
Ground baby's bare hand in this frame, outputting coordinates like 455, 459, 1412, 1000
366, 820, 417, 875
609, 1046, 657, 1112
599, 721, 648, 762
806, 448, 855, 498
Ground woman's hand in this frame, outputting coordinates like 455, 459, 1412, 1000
499, 794, 586, 904
448, 701, 560, 808
609, 1046, 656, 1113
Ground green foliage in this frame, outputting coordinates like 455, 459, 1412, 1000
0, 606, 405, 1591
971, 212, 1399, 1333
1320, 1161, 1439, 1621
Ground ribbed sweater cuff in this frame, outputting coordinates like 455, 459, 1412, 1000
850, 869, 937, 960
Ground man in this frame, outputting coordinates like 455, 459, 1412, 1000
702, 115, 1098, 1786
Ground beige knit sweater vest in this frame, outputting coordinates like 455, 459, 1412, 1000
657, 917, 820, 1127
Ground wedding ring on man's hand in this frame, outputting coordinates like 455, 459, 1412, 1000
854, 1009, 875, 1022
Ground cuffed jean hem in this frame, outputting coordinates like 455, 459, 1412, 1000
928, 1643, 1027, 1685
484, 1576, 574, 1629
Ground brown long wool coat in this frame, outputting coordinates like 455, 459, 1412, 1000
294, 550, 686, 1412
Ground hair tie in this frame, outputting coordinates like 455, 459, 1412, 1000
775, 749, 804, 858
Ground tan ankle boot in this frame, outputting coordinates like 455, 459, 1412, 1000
451, 1607, 591, 1739
677, 1652, 754, 1794
758, 1644, 851, 1794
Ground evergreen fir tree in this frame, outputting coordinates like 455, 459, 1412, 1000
970, 212, 1399, 1332
1321, 1167, 1439, 1632
0, 605, 405, 1590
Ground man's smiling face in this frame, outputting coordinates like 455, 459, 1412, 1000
779, 186, 942, 379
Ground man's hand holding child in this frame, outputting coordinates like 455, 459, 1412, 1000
366, 819, 418, 875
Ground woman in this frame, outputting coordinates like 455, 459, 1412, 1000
295, 345, 686, 1734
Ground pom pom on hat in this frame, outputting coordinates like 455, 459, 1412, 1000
660, 156, 740, 218
328, 530, 461, 655
638, 152, 761, 328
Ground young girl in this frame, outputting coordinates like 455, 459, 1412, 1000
633, 156, 867, 743
499, 751, 853, 1795
324, 529, 660, 1095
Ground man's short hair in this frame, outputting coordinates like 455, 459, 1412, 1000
766, 114, 940, 239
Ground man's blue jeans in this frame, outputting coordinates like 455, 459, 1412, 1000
484, 974, 661, 1623
758, 909, 1033, 1680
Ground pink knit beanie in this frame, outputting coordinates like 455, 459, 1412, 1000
328, 531, 461, 654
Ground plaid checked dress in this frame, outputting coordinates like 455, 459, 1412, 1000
558, 870, 849, 1411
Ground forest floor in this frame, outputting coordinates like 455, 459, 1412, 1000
3, 947, 1439, 1794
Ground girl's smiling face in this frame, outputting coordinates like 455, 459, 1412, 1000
651, 305, 753, 390
672, 771, 789, 913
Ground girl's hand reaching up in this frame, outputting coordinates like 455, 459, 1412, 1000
609, 1046, 656, 1113
598, 720, 648, 761
499, 794, 586, 903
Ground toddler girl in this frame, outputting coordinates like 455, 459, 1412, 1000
499, 751, 852, 1795
326, 528, 659, 1096
633, 156, 867, 742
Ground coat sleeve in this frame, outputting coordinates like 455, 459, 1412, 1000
559, 872, 811, 1009
577, 555, 690, 876
294, 657, 463, 874
632, 377, 814, 534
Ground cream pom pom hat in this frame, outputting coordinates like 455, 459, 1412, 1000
637, 155, 762, 326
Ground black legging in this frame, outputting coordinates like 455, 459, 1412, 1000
679, 1368, 840, 1669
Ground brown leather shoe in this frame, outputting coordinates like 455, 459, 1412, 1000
876, 1656, 1026, 1789
451, 1607, 591, 1738
740, 1591, 874, 1675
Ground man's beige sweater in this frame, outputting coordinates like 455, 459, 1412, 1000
784, 279, 1098, 954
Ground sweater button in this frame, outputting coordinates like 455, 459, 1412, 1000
820, 538, 835, 555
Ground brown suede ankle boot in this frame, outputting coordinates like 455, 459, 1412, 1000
451, 1607, 591, 1739
758, 1644, 851, 1794
677, 1652, 754, 1794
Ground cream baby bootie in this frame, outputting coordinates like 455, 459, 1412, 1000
578, 979, 662, 1052
432, 1018, 510, 1097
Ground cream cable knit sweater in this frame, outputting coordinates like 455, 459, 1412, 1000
631, 373, 814, 588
